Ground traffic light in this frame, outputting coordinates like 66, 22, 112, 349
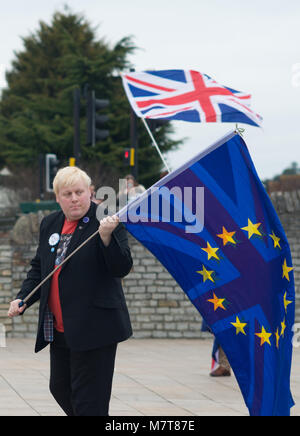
86, 90, 109, 146
45, 154, 59, 193
123, 148, 135, 166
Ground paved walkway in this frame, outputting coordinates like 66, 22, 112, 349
0, 338, 299, 416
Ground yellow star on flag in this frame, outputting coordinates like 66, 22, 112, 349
201, 242, 220, 260
241, 218, 262, 239
275, 328, 280, 349
281, 319, 286, 338
269, 231, 281, 249
197, 265, 215, 283
282, 259, 294, 281
255, 326, 272, 346
283, 292, 293, 313
231, 316, 247, 335
217, 226, 236, 246
207, 293, 226, 311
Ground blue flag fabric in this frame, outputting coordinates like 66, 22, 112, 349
119, 131, 295, 416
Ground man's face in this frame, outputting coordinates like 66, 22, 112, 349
56, 181, 91, 221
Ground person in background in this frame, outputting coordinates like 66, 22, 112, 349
210, 338, 231, 377
117, 174, 146, 207
90, 184, 103, 205
202, 320, 231, 377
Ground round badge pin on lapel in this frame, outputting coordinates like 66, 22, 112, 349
49, 233, 60, 247
83, 217, 89, 224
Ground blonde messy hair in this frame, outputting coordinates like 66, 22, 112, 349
53, 166, 91, 195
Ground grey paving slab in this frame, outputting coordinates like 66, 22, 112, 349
0, 337, 299, 416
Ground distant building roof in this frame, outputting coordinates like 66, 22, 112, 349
267, 174, 300, 193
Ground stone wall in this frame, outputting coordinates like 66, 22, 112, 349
0, 227, 202, 340
0, 185, 29, 218
0, 190, 299, 339
270, 191, 300, 320
123, 235, 202, 338
0, 221, 13, 337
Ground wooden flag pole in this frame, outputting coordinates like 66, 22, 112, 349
19, 229, 99, 307
18, 117, 171, 309
18, 194, 137, 309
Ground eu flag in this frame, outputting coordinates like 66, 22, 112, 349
119, 131, 295, 416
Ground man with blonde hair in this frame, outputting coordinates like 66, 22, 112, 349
8, 166, 133, 416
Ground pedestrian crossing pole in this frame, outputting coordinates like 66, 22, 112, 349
130, 108, 138, 179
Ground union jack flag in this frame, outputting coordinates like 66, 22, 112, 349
121, 70, 262, 127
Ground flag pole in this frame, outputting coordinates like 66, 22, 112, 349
18, 120, 170, 309
141, 117, 171, 173
18, 188, 150, 308
18, 230, 100, 307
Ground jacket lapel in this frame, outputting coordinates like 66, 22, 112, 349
44, 211, 65, 276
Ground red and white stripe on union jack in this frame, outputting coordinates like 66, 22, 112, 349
121, 70, 262, 127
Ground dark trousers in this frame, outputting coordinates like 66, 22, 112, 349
49, 331, 117, 416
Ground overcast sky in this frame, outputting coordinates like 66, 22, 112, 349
0, 0, 299, 179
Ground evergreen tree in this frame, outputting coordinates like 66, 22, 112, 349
282, 162, 299, 175
0, 9, 180, 188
